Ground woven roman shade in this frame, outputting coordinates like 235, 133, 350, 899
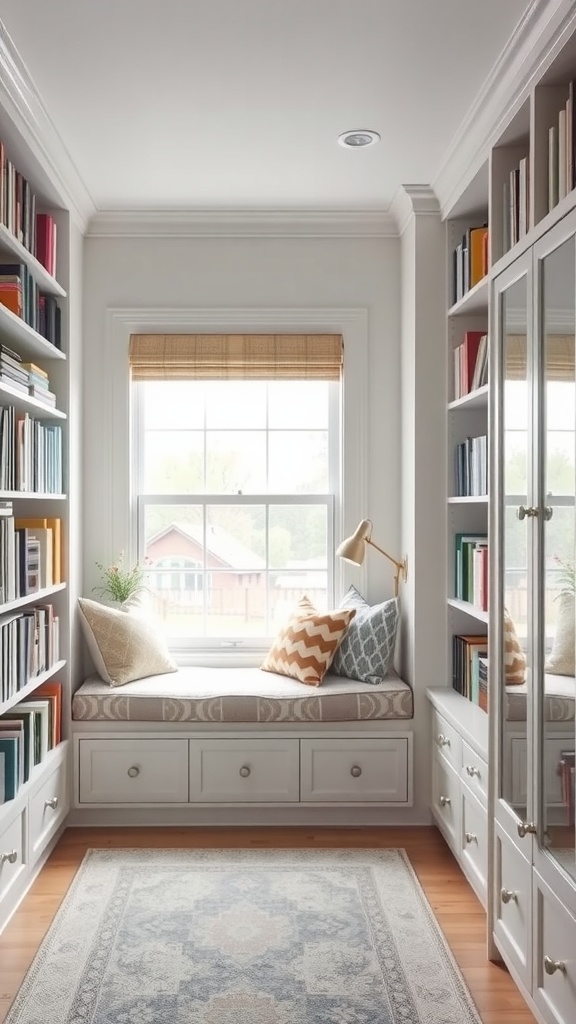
129, 334, 343, 381
506, 334, 575, 382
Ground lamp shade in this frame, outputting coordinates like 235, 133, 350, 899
336, 519, 372, 565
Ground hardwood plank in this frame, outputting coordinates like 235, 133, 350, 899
0, 825, 538, 1024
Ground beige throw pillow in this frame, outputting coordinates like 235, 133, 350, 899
504, 607, 526, 684
78, 597, 177, 687
545, 591, 575, 676
261, 597, 356, 687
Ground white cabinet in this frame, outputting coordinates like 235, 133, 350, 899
79, 738, 189, 804
300, 738, 409, 803
189, 739, 299, 803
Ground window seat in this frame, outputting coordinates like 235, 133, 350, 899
506, 674, 575, 722
72, 666, 413, 724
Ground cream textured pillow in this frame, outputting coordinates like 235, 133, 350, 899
545, 592, 575, 676
261, 598, 356, 687
78, 597, 177, 687
504, 606, 526, 684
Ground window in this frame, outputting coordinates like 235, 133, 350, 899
130, 335, 342, 653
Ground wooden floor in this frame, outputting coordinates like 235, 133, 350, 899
0, 825, 537, 1024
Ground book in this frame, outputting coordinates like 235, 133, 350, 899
29, 681, 62, 746
15, 518, 61, 585
0, 735, 20, 800
469, 225, 488, 287
549, 125, 559, 212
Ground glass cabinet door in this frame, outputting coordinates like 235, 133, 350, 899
536, 233, 576, 882
497, 268, 531, 822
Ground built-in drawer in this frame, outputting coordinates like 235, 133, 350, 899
493, 823, 531, 991
300, 738, 409, 803
533, 870, 576, 1024
460, 740, 488, 807
0, 806, 26, 902
189, 739, 299, 803
432, 754, 460, 849
29, 753, 69, 858
79, 739, 189, 804
460, 787, 488, 906
431, 709, 461, 774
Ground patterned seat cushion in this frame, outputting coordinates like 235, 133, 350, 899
331, 586, 399, 685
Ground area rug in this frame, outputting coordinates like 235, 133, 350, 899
6, 848, 481, 1024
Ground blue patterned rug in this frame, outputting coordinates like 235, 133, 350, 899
6, 849, 481, 1023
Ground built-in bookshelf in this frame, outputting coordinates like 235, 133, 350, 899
0, 109, 70, 928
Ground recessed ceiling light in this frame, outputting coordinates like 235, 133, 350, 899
338, 130, 381, 149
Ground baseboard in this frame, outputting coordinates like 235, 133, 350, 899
67, 805, 433, 827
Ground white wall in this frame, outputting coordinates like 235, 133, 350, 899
82, 231, 401, 603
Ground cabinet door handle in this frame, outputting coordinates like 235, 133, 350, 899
350, 765, 362, 778
439, 795, 451, 807
127, 766, 140, 778
239, 765, 251, 778
436, 734, 450, 748
0, 850, 17, 865
517, 821, 537, 838
465, 765, 480, 777
464, 831, 477, 844
517, 505, 538, 520
544, 955, 566, 976
44, 796, 59, 810
500, 888, 517, 904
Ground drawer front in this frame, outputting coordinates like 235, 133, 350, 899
29, 756, 69, 858
431, 710, 461, 773
432, 755, 460, 848
460, 740, 488, 807
493, 823, 531, 990
533, 871, 576, 1024
0, 808, 26, 902
300, 738, 408, 803
460, 789, 488, 905
79, 739, 189, 804
190, 740, 299, 803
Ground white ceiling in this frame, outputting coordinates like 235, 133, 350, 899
0, 0, 532, 214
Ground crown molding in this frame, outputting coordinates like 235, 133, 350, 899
0, 21, 96, 231
433, 0, 575, 217
389, 186, 440, 235
87, 209, 397, 239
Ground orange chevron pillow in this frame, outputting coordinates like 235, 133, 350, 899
261, 598, 357, 687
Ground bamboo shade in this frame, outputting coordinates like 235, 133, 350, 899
129, 334, 344, 381
506, 334, 575, 382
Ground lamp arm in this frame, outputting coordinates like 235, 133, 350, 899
365, 538, 408, 597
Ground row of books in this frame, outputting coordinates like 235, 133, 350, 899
0, 346, 57, 408
452, 634, 488, 711
0, 265, 61, 348
0, 405, 63, 492
454, 532, 489, 611
451, 224, 489, 306
452, 331, 489, 401
503, 157, 529, 253
0, 140, 58, 276
0, 682, 62, 803
548, 82, 576, 214
1, 604, 59, 702
0, 511, 62, 604
454, 434, 488, 497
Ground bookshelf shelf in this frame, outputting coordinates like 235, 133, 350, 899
0, 491, 65, 500
0, 582, 66, 616
0, 302, 65, 361
448, 384, 488, 411
0, 659, 66, 716
447, 495, 489, 504
448, 276, 489, 316
0, 381, 66, 418
447, 598, 489, 623
0, 223, 66, 297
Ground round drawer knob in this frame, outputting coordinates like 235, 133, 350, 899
239, 765, 251, 778
350, 765, 362, 778
544, 955, 566, 976
465, 831, 477, 844
465, 765, 480, 777
500, 888, 517, 905
44, 796, 59, 811
436, 734, 450, 748
0, 850, 17, 865
439, 795, 451, 807
127, 766, 140, 778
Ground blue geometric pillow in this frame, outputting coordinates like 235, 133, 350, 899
331, 586, 399, 684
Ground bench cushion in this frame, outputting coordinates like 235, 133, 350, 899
72, 666, 414, 724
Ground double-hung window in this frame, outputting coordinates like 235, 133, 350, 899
130, 334, 343, 657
